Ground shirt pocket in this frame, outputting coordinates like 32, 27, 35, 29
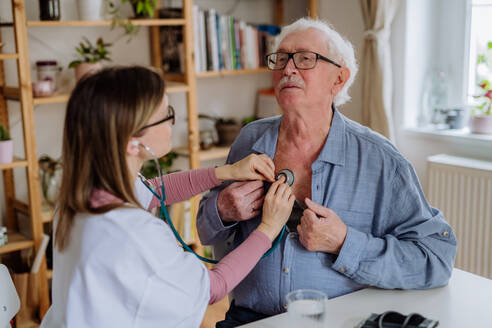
331, 208, 373, 234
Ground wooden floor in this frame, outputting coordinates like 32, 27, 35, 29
201, 296, 229, 328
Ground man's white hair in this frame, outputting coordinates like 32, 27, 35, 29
275, 18, 358, 106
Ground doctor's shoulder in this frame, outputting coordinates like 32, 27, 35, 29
102, 206, 182, 257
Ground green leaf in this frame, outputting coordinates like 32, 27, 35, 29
488, 41, 492, 49
145, 2, 154, 17
68, 60, 81, 68
477, 54, 486, 64
137, 1, 144, 14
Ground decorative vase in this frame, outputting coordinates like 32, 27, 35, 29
0, 139, 13, 164
39, 156, 62, 206
74, 62, 103, 82
469, 114, 492, 135
76, 0, 103, 21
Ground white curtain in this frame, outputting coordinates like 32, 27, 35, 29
360, 0, 399, 141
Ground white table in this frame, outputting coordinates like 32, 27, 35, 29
239, 269, 492, 327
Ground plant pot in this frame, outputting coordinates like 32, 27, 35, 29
469, 114, 492, 134
216, 122, 242, 146
76, 0, 103, 21
0, 139, 13, 164
74, 62, 103, 82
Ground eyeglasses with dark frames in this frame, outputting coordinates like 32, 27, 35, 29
265, 51, 341, 70
138, 105, 175, 133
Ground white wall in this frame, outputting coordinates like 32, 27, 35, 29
318, 0, 364, 123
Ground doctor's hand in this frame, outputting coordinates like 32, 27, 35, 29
257, 176, 295, 241
297, 198, 347, 254
215, 154, 275, 182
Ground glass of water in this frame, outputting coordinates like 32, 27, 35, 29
286, 289, 328, 327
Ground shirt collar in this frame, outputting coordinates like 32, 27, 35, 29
251, 118, 281, 159
252, 106, 346, 166
317, 106, 346, 166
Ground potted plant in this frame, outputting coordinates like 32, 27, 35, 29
68, 37, 112, 82
470, 80, 492, 134
470, 40, 492, 134
123, 0, 157, 18
0, 124, 13, 164
140, 151, 178, 179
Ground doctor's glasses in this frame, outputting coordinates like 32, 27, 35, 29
138, 105, 175, 133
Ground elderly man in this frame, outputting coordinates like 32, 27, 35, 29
197, 18, 457, 327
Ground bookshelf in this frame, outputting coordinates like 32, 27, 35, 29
0, 0, 199, 322
0, 0, 50, 319
1, 0, 319, 322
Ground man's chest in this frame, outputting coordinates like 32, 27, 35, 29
273, 152, 313, 201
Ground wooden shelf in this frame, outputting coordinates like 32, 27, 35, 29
26, 18, 186, 27
41, 204, 54, 223
0, 53, 19, 60
166, 81, 189, 93
174, 146, 230, 161
0, 158, 28, 170
13, 200, 54, 223
196, 68, 270, 78
3, 81, 188, 105
34, 93, 69, 105
2, 86, 20, 100
0, 232, 34, 255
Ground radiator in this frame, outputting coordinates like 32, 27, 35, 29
427, 154, 492, 278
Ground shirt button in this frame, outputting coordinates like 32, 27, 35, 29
442, 231, 449, 237
340, 267, 346, 273
283, 268, 290, 274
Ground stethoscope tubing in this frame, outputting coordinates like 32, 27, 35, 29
140, 177, 286, 264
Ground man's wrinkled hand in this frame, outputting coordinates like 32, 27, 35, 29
297, 198, 347, 254
217, 180, 265, 223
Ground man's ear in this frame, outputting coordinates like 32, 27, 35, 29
127, 139, 140, 156
331, 67, 350, 96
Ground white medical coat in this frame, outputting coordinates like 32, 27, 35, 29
41, 182, 210, 328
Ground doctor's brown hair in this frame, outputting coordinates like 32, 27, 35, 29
55, 66, 165, 251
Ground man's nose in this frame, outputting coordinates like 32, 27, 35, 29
282, 57, 298, 75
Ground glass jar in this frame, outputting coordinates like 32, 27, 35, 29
39, 0, 60, 21
421, 71, 450, 127
36, 60, 59, 90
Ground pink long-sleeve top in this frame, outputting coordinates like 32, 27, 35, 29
90, 167, 270, 304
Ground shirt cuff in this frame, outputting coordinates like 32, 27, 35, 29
331, 226, 368, 277
208, 190, 239, 231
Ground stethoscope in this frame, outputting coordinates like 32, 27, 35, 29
135, 142, 295, 264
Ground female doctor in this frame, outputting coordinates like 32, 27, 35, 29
41, 66, 295, 328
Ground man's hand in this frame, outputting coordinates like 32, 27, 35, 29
218, 180, 265, 223
297, 198, 348, 254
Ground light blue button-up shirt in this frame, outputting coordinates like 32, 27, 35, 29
197, 108, 457, 315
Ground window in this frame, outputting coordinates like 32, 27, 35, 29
467, 0, 492, 110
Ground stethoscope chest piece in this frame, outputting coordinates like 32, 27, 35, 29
276, 169, 295, 186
